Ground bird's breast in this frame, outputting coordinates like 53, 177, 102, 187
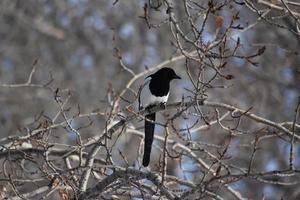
140, 78, 169, 108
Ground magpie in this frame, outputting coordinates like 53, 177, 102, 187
139, 67, 181, 166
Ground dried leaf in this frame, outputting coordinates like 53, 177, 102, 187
59, 189, 70, 200
215, 16, 224, 28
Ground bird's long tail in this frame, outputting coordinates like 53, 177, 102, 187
143, 112, 156, 167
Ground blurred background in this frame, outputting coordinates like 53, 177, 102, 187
0, 0, 300, 199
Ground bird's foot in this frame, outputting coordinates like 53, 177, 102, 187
160, 102, 166, 109
146, 104, 155, 112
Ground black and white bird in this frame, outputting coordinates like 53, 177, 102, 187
139, 67, 181, 167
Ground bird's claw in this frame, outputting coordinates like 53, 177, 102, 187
160, 102, 166, 109
145, 104, 155, 113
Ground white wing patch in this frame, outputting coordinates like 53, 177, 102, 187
139, 77, 169, 110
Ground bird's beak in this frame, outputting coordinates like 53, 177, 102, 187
173, 74, 181, 79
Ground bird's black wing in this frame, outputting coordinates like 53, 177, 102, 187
138, 78, 151, 110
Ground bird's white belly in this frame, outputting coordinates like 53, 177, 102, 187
140, 78, 169, 109
148, 92, 169, 105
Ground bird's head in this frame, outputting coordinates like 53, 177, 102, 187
149, 67, 181, 81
